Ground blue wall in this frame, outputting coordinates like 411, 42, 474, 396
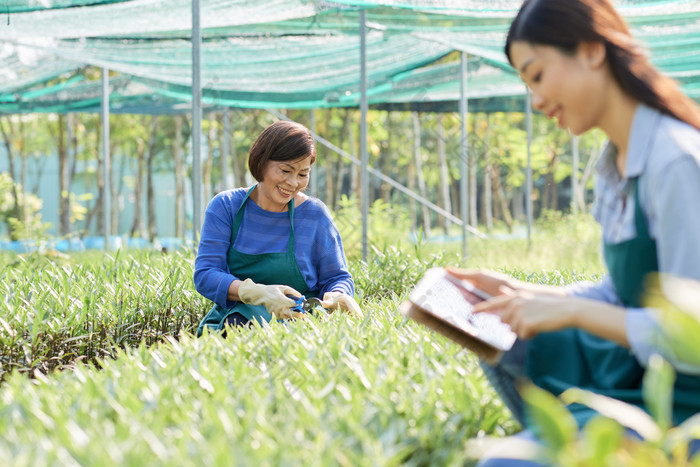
0, 149, 189, 239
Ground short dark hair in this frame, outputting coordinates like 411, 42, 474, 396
248, 121, 317, 182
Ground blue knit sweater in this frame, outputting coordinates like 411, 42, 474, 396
194, 187, 354, 308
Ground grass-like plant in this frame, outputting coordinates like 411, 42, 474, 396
0, 213, 612, 464
0, 298, 518, 465
0, 249, 208, 381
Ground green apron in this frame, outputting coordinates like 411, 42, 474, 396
526, 178, 700, 426
196, 185, 315, 336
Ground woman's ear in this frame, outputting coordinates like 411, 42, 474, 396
580, 42, 607, 69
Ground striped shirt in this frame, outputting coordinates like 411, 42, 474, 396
194, 187, 354, 308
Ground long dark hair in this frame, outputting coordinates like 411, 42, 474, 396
505, 0, 700, 131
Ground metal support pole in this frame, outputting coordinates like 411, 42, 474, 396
222, 108, 230, 189
526, 88, 533, 248
360, 10, 369, 261
101, 67, 111, 249
192, 0, 203, 245
66, 112, 73, 240
309, 109, 317, 197
459, 52, 469, 261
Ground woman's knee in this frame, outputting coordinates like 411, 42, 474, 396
221, 313, 252, 337
476, 431, 545, 467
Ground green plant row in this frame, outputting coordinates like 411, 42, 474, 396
0, 249, 208, 382
0, 242, 448, 383
0, 210, 605, 384
0, 302, 515, 466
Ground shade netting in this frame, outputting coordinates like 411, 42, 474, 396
0, 0, 698, 113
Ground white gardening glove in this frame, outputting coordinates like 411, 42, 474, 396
237, 278, 305, 320
321, 291, 363, 319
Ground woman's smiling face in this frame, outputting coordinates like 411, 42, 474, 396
255, 155, 312, 211
509, 41, 608, 136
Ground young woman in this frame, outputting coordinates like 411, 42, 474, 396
194, 120, 361, 336
447, 0, 700, 464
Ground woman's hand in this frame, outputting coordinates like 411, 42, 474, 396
237, 279, 306, 320
474, 288, 576, 339
446, 267, 568, 297
446, 267, 522, 297
321, 291, 363, 318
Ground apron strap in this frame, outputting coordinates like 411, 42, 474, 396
231, 185, 255, 237
287, 197, 296, 252
632, 178, 650, 241
231, 184, 296, 253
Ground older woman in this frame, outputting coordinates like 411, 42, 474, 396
194, 120, 360, 335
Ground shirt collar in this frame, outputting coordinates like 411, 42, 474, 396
595, 103, 661, 183
596, 141, 618, 184
625, 103, 660, 178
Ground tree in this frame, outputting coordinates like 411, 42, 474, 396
482, 113, 493, 231
57, 114, 71, 235
412, 112, 431, 236
0, 172, 50, 240
172, 115, 186, 238
0, 116, 24, 234
128, 116, 149, 238
146, 116, 160, 242
204, 113, 217, 201
436, 113, 452, 233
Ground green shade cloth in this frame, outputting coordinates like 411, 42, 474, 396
1, 0, 699, 113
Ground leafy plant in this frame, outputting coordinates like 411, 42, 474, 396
0, 216, 614, 465
0, 289, 514, 466
0, 249, 207, 382
350, 243, 444, 303
0, 172, 52, 240
334, 194, 412, 261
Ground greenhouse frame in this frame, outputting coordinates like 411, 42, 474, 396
2, 0, 700, 256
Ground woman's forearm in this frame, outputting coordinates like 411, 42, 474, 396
227, 279, 243, 302
568, 297, 629, 347
519, 282, 569, 296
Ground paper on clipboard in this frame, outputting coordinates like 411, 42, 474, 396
400, 268, 517, 363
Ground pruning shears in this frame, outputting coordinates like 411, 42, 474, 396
286, 294, 325, 314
